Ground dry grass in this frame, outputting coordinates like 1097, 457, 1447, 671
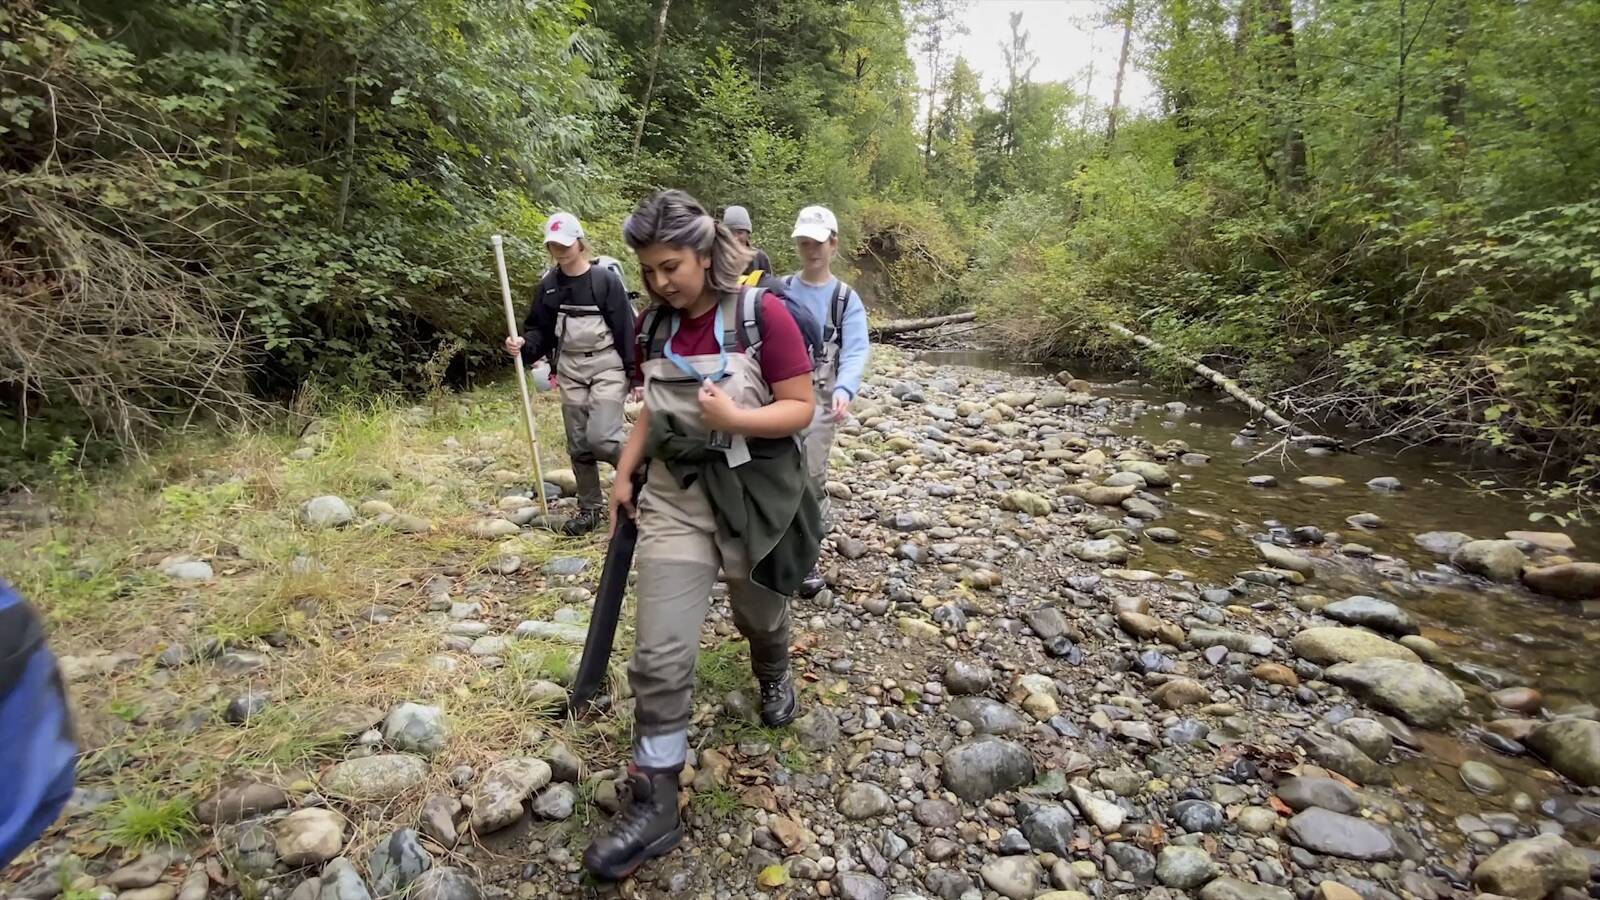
0, 379, 639, 853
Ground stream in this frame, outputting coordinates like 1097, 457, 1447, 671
919, 349, 1600, 849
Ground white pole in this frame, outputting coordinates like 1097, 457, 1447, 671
492, 234, 550, 518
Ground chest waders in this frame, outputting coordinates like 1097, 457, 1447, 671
583, 292, 799, 882
552, 284, 627, 517
797, 277, 851, 533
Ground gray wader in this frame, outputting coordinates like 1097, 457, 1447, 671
801, 328, 840, 532
629, 296, 792, 770
555, 304, 627, 512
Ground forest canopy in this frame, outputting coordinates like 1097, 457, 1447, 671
3, 0, 1597, 493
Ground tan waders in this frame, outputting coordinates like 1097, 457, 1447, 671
554, 304, 627, 520
585, 293, 803, 882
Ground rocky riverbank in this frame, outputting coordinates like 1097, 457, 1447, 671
5, 352, 1600, 900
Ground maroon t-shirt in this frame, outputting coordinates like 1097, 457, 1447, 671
634, 293, 813, 386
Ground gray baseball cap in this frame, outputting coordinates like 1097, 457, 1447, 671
723, 205, 753, 232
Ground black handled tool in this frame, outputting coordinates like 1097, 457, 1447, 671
567, 471, 645, 714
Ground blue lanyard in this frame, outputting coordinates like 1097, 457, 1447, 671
662, 304, 728, 382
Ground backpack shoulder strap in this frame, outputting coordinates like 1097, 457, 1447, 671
729, 288, 763, 357
639, 305, 670, 362
829, 279, 852, 344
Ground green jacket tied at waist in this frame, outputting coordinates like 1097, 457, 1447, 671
646, 411, 822, 595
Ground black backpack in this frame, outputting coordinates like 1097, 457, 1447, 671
639, 278, 828, 371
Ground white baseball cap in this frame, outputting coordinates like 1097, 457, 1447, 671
543, 211, 584, 247
792, 205, 838, 243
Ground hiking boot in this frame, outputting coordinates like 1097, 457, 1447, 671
562, 508, 605, 536
582, 767, 683, 881
758, 667, 799, 727
796, 565, 825, 599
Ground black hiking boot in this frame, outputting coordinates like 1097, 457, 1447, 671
562, 508, 605, 537
758, 667, 799, 727
796, 565, 825, 599
583, 767, 683, 881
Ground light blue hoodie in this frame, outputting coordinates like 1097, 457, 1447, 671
784, 274, 870, 400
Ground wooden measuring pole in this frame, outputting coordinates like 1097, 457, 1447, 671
492, 234, 550, 517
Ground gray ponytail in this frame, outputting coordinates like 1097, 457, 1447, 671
622, 190, 752, 299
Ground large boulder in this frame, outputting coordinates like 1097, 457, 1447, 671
1257, 542, 1314, 576
1321, 596, 1416, 636
1414, 531, 1472, 556
1474, 834, 1588, 898
1325, 658, 1465, 727
1450, 539, 1527, 582
1522, 562, 1600, 601
941, 737, 1034, 803
1292, 628, 1420, 665
1526, 717, 1600, 787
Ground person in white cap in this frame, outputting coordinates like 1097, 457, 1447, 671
503, 211, 636, 535
721, 205, 773, 275
786, 204, 870, 597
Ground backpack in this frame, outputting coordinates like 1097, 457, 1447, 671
0, 582, 77, 868
776, 272, 852, 358
540, 256, 636, 300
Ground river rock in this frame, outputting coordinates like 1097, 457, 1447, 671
942, 736, 1035, 803
1000, 490, 1052, 516
1070, 538, 1129, 564
1526, 717, 1600, 786
410, 867, 482, 900
1152, 677, 1210, 709
1200, 880, 1293, 900
1522, 562, 1600, 601
1120, 461, 1172, 487
1286, 807, 1397, 860
1414, 531, 1472, 556
1321, 596, 1416, 636
367, 829, 432, 897
980, 856, 1046, 900
274, 808, 345, 865
196, 780, 289, 824
1366, 476, 1403, 491
1018, 803, 1075, 855
1068, 785, 1125, 833
532, 784, 576, 819
1472, 834, 1588, 898
163, 559, 214, 581
948, 696, 1028, 735
105, 852, 170, 889
1297, 476, 1345, 488
1156, 845, 1217, 889
1451, 540, 1527, 582
833, 873, 888, 900
469, 519, 520, 538
794, 707, 841, 750
323, 754, 429, 800
1300, 730, 1388, 785
1257, 542, 1313, 575
383, 703, 449, 756
317, 858, 371, 900
1276, 777, 1359, 814
1333, 717, 1393, 760
838, 782, 893, 819
1292, 627, 1420, 665
1460, 760, 1507, 795
943, 660, 993, 695
1325, 657, 1465, 727
419, 793, 460, 846
1505, 530, 1576, 553
300, 496, 355, 529
470, 758, 551, 833
1187, 626, 1274, 656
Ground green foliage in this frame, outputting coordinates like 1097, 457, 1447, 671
97, 792, 198, 849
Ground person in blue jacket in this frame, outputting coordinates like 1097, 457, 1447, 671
786, 205, 870, 597
0, 579, 77, 869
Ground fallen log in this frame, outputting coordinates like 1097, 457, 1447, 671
1106, 322, 1340, 448
870, 311, 977, 338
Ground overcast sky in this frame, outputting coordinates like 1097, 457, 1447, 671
911, 0, 1156, 118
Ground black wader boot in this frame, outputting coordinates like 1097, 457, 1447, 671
583, 767, 683, 881
751, 641, 798, 727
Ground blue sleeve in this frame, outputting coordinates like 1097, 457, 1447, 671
833, 289, 871, 400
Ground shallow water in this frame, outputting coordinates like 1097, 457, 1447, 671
919, 348, 1600, 842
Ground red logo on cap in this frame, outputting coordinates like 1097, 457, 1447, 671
550, 221, 562, 232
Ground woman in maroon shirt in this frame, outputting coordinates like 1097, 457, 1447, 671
583, 190, 819, 880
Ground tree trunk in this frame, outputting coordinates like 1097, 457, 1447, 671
1170, 0, 1195, 177
334, 80, 358, 232
219, 10, 244, 186
631, 0, 673, 159
1106, 1, 1135, 146
922, 35, 942, 170
1106, 322, 1334, 443
1261, 0, 1307, 192
870, 311, 977, 337
1393, 0, 1407, 169
1441, 0, 1467, 142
